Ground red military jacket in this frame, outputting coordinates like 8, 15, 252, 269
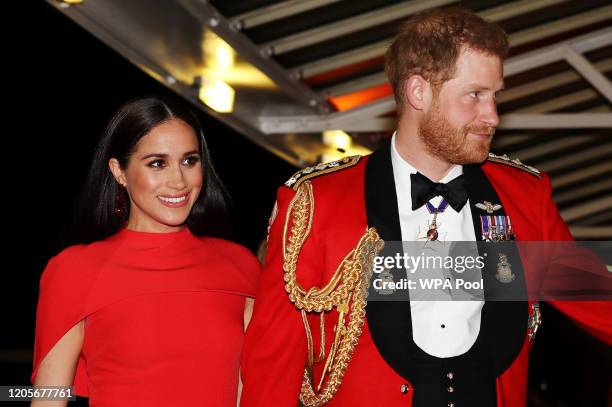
241, 144, 612, 407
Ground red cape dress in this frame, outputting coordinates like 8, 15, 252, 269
32, 227, 260, 406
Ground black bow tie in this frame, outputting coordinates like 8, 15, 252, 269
410, 172, 468, 212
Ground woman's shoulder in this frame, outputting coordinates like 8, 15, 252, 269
201, 237, 259, 265
198, 237, 261, 291
52, 242, 89, 258
40, 241, 109, 288
43, 244, 86, 276
46, 240, 107, 267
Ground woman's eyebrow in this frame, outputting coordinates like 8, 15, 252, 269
141, 153, 168, 160
141, 150, 200, 160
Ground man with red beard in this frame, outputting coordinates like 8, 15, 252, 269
241, 7, 612, 407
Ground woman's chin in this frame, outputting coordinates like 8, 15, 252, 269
152, 213, 190, 229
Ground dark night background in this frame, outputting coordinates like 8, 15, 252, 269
1, 1, 609, 406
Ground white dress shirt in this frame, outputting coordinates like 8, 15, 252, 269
390, 133, 484, 358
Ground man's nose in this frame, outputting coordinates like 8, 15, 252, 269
480, 99, 499, 128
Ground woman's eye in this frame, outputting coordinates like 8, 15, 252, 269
147, 160, 165, 169
183, 156, 200, 166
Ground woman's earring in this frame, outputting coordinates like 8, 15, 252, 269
114, 184, 128, 218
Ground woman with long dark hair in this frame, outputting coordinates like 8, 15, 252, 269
31, 96, 259, 406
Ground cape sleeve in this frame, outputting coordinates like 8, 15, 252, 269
539, 172, 612, 345
201, 238, 262, 298
226, 241, 262, 299
31, 245, 92, 396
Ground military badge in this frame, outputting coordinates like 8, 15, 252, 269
496, 253, 516, 283
480, 215, 515, 241
475, 201, 502, 213
417, 199, 450, 249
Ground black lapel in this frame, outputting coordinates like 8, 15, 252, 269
463, 164, 528, 376
364, 142, 416, 381
363, 147, 528, 381
364, 141, 402, 243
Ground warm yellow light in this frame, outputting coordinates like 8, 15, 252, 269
199, 29, 274, 89
198, 77, 235, 113
203, 31, 235, 70
322, 130, 352, 151
202, 65, 275, 89
320, 152, 344, 163
321, 129, 371, 163
320, 144, 372, 164
61, 0, 84, 4
215, 44, 234, 70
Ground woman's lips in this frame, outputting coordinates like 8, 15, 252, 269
157, 192, 189, 208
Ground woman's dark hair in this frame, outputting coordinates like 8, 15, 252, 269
71, 96, 232, 243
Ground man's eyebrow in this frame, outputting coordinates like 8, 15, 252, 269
464, 83, 505, 92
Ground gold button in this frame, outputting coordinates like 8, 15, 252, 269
447, 386, 454, 393
447, 371, 454, 379
400, 384, 410, 394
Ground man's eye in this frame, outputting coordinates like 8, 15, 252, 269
469, 91, 480, 98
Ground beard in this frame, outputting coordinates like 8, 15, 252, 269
418, 101, 495, 164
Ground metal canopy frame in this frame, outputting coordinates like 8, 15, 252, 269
263, 0, 460, 55
48, 0, 612, 237
259, 29, 612, 133
231, 0, 343, 30
295, 1, 610, 80
177, 0, 330, 113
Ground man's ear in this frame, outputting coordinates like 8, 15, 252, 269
108, 158, 127, 187
404, 75, 433, 111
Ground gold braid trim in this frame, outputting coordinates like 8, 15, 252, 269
487, 153, 542, 179
282, 180, 384, 407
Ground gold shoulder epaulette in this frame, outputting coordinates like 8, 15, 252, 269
285, 155, 362, 190
487, 153, 541, 179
